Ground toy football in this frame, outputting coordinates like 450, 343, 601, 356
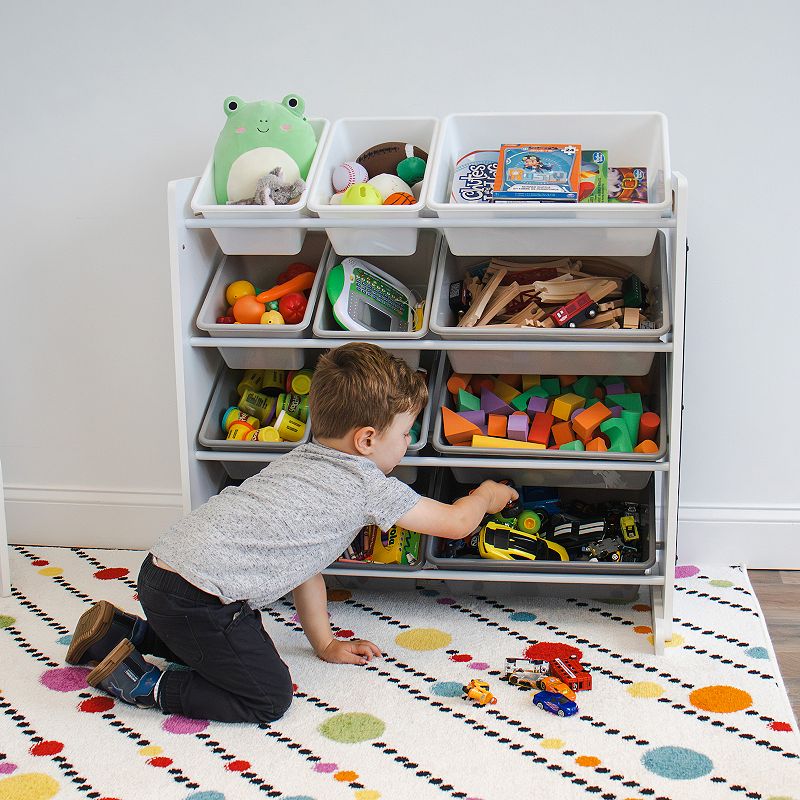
356, 141, 428, 179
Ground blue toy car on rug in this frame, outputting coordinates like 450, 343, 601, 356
533, 690, 579, 717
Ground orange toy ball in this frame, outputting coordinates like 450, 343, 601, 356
233, 294, 266, 324
383, 192, 416, 206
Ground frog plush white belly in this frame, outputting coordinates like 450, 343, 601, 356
213, 94, 318, 205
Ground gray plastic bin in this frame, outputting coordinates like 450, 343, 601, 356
425, 468, 656, 574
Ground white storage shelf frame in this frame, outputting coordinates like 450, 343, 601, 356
169, 174, 688, 655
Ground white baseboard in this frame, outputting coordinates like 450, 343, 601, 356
4, 485, 183, 550
4, 488, 799, 569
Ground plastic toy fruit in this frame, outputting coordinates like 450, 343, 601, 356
226, 280, 256, 307
277, 262, 314, 285
260, 310, 285, 324
278, 292, 308, 324
256, 271, 315, 303
233, 294, 265, 324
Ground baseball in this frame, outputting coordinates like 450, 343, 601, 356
331, 161, 369, 193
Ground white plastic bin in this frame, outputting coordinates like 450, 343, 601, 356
190, 119, 330, 255
427, 112, 671, 256
307, 117, 438, 256
312, 231, 442, 369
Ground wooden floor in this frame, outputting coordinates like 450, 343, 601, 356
749, 570, 800, 720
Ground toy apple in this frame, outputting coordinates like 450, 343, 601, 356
278, 292, 307, 324
276, 262, 314, 285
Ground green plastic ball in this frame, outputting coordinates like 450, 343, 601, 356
397, 156, 426, 186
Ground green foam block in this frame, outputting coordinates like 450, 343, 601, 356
606, 393, 643, 414
540, 377, 561, 397
457, 389, 480, 412
600, 418, 633, 452
621, 410, 641, 445
559, 440, 586, 451
572, 376, 599, 398
511, 387, 543, 411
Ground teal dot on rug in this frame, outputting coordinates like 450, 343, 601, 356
709, 579, 734, 588
185, 792, 226, 800
0, 616, 15, 629
319, 712, 385, 743
642, 746, 713, 779
746, 647, 769, 660
510, 612, 536, 621
432, 681, 465, 697
57, 635, 72, 645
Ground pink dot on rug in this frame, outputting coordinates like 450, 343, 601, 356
94, 567, 129, 580
290, 613, 300, 623
40, 666, 90, 692
0, 762, 17, 774
469, 662, 490, 670
437, 598, 456, 605
451, 653, 472, 663
675, 565, 700, 579
163, 715, 209, 734
314, 762, 338, 773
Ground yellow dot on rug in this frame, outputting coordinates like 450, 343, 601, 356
576, 755, 601, 767
139, 745, 163, 756
633, 625, 652, 634
647, 632, 685, 648
355, 791, 381, 800
540, 738, 564, 749
38, 567, 63, 577
0, 773, 60, 800
689, 685, 752, 713
335, 770, 359, 782
395, 628, 452, 651
627, 682, 664, 698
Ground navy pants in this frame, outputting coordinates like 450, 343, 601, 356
136, 554, 293, 723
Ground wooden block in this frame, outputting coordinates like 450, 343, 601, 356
599, 417, 633, 452
586, 437, 608, 451
441, 406, 482, 446
472, 435, 545, 450
606, 392, 643, 414
551, 421, 574, 447
521, 374, 541, 391
638, 411, 660, 442
492, 379, 520, 404
507, 412, 530, 442
598, 299, 624, 312
573, 403, 612, 440
457, 389, 480, 412
634, 439, 659, 454
528, 412, 555, 445
480, 388, 515, 416
447, 373, 472, 398
551, 392, 586, 421
623, 307, 640, 329
487, 414, 507, 438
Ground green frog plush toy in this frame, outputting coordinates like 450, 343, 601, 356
213, 94, 318, 205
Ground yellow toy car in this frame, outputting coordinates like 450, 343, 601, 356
536, 676, 577, 701
463, 679, 497, 706
478, 522, 568, 562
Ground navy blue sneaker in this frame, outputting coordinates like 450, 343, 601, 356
66, 600, 149, 667
86, 639, 162, 708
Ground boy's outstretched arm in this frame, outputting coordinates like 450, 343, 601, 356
396, 480, 518, 540
292, 573, 382, 665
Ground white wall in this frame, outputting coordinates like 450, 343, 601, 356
1, 0, 798, 564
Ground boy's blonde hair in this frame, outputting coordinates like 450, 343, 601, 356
309, 343, 428, 438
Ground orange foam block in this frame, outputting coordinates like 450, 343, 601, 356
528, 412, 555, 445
487, 414, 507, 438
573, 403, 612, 441
551, 421, 575, 447
639, 411, 660, 442
472, 375, 495, 394
586, 437, 608, 451
441, 406, 482, 446
447, 373, 472, 398
634, 439, 659, 454
472, 435, 545, 450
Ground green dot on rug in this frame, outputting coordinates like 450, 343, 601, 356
319, 712, 385, 743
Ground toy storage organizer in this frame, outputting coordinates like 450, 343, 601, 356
171, 113, 686, 655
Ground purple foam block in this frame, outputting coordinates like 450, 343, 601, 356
610, 405, 623, 418
477, 424, 488, 436
481, 388, 514, 416
507, 414, 530, 441
527, 396, 549, 415
458, 410, 486, 427
570, 408, 583, 421
606, 382, 626, 396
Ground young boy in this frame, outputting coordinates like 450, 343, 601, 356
65, 343, 517, 723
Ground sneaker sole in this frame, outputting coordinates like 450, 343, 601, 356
86, 639, 135, 687
65, 600, 116, 665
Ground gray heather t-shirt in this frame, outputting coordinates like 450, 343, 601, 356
150, 442, 420, 608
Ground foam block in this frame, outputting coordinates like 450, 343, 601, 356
527, 396, 549, 415
606, 393, 643, 414
457, 389, 480, 412
600, 417, 633, 452
481, 388, 514, 416
639, 411, 660, 442
458, 410, 486, 427
603, 375, 624, 387
442, 406, 482, 446
447, 373, 472, 398
472, 435, 545, 450
605, 382, 626, 396
521, 374, 541, 391
559, 440, 585, 451
621, 410, 641, 446
492, 379, 520, 404
634, 439, 659, 454
487, 414, 507, 438
572, 403, 612, 441
551, 421, 574, 447
498, 374, 521, 389
510, 387, 544, 412
552, 392, 586, 421
472, 376, 495, 394
586, 437, 608, 451
572, 375, 599, 399
507, 412, 529, 441
558, 375, 578, 386
540, 377, 561, 397
528, 412, 555, 445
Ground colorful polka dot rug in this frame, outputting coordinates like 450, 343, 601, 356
1, 547, 798, 800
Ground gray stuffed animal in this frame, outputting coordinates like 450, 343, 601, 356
227, 166, 305, 206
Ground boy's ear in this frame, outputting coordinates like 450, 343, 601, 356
353, 426, 377, 455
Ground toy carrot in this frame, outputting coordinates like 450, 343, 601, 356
256, 271, 315, 303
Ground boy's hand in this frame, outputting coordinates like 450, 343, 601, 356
479, 480, 519, 514
318, 638, 382, 665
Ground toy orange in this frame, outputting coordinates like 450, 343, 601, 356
233, 294, 266, 324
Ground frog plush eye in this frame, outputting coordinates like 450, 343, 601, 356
282, 94, 305, 118
223, 96, 244, 117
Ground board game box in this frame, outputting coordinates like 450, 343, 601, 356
608, 166, 648, 203
578, 149, 608, 203
493, 144, 581, 202
450, 149, 499, 203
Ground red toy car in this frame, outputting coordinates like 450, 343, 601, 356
550, 654, 592, 691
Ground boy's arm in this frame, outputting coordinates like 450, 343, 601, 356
396, 480, 518, 540
292, 573, 381, 664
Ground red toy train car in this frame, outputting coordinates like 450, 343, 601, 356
551, 292, 599, 328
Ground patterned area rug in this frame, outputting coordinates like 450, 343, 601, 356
1, 546, 799, 800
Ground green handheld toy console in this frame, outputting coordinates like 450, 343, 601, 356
326, 257, 418, 333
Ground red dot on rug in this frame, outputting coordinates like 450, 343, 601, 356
80, 696, 115, 713
226, 760, 251, 772
335, 629, 354, 638
769, 721, 792, 732
451, 654, 472, 662
147, 757, 173, 768
30, 740, 64, 756
292, 683, 298, 692
32, 560, 49, 566
93, 567, 129, 580
524, 642, 583, 663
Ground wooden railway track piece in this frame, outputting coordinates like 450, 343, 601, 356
477, 282, 522, 326
457, 267, 507, 327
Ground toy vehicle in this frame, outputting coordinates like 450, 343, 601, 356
551, 292, 599, 328
503, 657, 549, 687
550, 655, 592, 691
535, 676, 577, 701
533, 690, 578, 717
619, 514, 640, 542
463, 679, 497, 706
581, 536, 638, 563
478, 522, 568, 562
